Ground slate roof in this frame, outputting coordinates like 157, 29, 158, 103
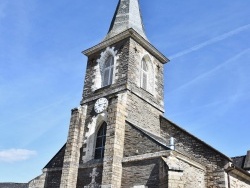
232, 150, 250, 171
126, 120, 170, 150
232, 155, 246, 169
105, 0, 147, 41
160, 116, 233, 161
44, 144, 66, 169
0, 183, 28, 188
244, 151, 250, 170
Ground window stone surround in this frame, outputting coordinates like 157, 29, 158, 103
82, 112, 108, 163
92, 47, 119, 91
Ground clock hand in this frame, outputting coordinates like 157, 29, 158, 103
99, 102, 106, 105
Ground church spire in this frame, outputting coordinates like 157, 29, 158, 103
105, 0, 147, 41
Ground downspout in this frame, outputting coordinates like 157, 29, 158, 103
227, 171, 231, 188
226, 163, 235, 188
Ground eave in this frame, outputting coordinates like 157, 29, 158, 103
82, 28, 169, 64
160, 116, 233, 162
226, 165, 250, 182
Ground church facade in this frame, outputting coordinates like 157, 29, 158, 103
24, 0, 250, 187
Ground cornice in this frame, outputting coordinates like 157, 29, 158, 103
82, 28, 169, 64
81, 86, 165, 113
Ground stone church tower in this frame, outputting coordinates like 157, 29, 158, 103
26, 0, 250, 188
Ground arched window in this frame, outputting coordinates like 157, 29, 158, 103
141, 58, 148, 90
102, 55, 114, 87
94, 122, 107, 159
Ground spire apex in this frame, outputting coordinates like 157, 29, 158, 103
105, 0, 148, 41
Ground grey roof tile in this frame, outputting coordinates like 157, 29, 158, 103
244, 150, 250, 170
232, 155, 246, 169
105, 0, 148, 41
0, 183, 28, 188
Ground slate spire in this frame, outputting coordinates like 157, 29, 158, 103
105, 0, 147, 40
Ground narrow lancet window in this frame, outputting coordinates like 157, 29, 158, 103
94, 122, 107, 159
141, 58, 148, 90
102, 55, 114, 87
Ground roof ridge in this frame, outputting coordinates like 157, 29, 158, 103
160, 116, 232, 161
232, 155, 246, 158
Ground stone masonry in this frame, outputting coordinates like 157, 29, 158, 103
60, 106, 87, 188
101, 92, 128, 187
160, 117, 230, 187
25, 0, 250, 188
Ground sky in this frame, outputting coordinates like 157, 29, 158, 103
0, 0, 250, 183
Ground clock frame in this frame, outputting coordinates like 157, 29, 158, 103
94, 97, 109, 114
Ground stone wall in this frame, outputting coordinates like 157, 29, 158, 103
81, 101, 101, 163
81, 35, 165, 108
80, 35, 166, 186
28, 172, 46, 188
101, 92, 128, 187
127, 38, 164, 110
123, 119, 206, 188
160, 116, 229, 187
0, 183, 28, 188
126, 91, 162, 135
44, 171, 62, 188
121, 158, 161, 188
126, 38, 164, 135
60, 106, 86, 188
228, 173, 250, 188
123, 122, 166, 157
80, 91, 128, 187
28, 143, 65, 188
81, 37, 164, 136
76, 166, 103, 188
179, 159, 205, 187
81, 39, 129, 104
121, 153, 206, 188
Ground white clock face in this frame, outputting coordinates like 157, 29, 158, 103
94, 97, 108, 114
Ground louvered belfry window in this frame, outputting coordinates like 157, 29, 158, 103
103, 55, 114, 87
141, 58, 148, 90
94, 122, 107, 159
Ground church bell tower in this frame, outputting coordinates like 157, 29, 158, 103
59, 0, 169, 187
27, 1, 250, 188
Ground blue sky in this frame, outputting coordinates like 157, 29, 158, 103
0, 0, 249, 183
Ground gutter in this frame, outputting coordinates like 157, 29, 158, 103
225, 163, 250, 187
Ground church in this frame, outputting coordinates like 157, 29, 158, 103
4, 0, 250, 187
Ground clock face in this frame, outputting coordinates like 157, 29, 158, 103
94, 97, 108, 114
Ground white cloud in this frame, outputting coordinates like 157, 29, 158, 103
169, 24, 250, 59
0, 149, 37, 163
